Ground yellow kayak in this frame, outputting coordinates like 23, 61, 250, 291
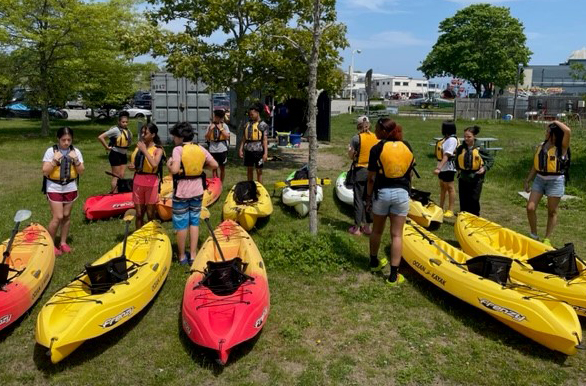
222, 181, 273, 231
35, 221, 172, 363
157, 176, 223, 221
403, 222, 582, 355
455, 211, 586, 317
407, 188, 443, 230
0, 224, 55, 332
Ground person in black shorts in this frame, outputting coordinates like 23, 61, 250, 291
205, 109, 230, 182
238, 103, 269, 183
98, 111, 132, 192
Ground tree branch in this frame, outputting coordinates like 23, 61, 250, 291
270, 35, 308, 63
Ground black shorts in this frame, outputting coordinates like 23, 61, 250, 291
211, 151, 228, 165
438, 171, 456, 182
244, 150, 264, 168
109, 150, 128, 167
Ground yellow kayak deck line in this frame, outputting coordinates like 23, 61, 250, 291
274, 178, 331, 189
403, 221, 582, 355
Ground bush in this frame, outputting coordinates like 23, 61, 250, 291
258, 228, 364, 274
369, 104, 387, 111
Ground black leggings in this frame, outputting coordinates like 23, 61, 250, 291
458, 176, 484, 216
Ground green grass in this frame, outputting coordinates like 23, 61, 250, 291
0, 115, 585, 385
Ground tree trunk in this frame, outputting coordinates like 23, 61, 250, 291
232, 87, 247, 155
307, 0, 323, 235
40, 66, 50, 136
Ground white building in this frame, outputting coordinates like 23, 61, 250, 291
343, 71, 442, 100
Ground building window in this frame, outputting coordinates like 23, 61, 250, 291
429, 83, 435, 88
394, 82, 400, 86
376, 81, 379, 86
403, 82, 408, 86
416, 83, 422, 87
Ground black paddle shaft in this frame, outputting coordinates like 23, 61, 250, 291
409, 221, 460, 265
2, 221, 21, 263
121, 220, 131, 259
204, 218, 226, 262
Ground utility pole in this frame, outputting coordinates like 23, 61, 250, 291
512, 64, 522, 119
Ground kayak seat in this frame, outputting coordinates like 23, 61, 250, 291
410, 188, 431, 206
234, 181, 258, 205
200, 258, 253, 296
527, 243, 580, 280
0, 262, 23, 287
466, 255, 512, 285
84, 256, 131, 295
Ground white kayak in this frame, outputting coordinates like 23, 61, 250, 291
282, 171, 323, 217
335, 172, 353, 205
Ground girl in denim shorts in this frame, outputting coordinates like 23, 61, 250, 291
366, 118, 415, 287
524, 121, 571, 246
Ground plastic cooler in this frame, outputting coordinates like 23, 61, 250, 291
289, 133, 302, 146
277, 131, 290, 146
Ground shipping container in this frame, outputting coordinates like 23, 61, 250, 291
150, 72, 212, 143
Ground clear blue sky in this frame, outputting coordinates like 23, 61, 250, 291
137, 0, 585, 79
339, 0, 585, 77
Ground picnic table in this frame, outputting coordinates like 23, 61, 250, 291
431, 137, 502, 154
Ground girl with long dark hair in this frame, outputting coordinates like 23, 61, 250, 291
129, 123, 165, 229
42, 127, 85, 255
524, 120, 571, 246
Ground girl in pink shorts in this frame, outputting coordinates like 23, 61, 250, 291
129, 123, 165, 229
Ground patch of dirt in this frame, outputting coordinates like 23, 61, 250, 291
266, 145, 346, 172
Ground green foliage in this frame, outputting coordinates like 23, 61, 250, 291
369, 104, 386, 111
419, 4, 532, 97
259, 227, 362, 274
0, 0, 140, 133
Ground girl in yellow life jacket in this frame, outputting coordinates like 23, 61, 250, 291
238, 103, 269, 183
433, 121, 458, 218
128, 123, 164, 229
205, 109, 230, 182
524, 121, 571, 246
347, 115, 378, 235
98, 111, 132, 193
455, 126, 494, 216
366, 118, 414, 287
42, 127, 85, 256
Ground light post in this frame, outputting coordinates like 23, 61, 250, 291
348, 49, 361, 112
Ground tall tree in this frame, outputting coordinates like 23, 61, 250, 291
418, 4, 531, 98
263, 0, 345, 234
128, 0, 295, 139
0, 0, 138, 135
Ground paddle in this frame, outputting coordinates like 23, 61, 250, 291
406, 219, 461, 266
120, 209, 136, 259
200, 209, 226, 262
2, 210, 32, 264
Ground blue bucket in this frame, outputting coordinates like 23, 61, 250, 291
289, 133, 302, 146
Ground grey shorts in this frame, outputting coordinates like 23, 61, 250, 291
372, 188, 410, 216
532, 175, 565, 197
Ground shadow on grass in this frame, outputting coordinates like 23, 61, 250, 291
400, 262, 571, 363
33, 280, 165, 372
177, 309, 264, 375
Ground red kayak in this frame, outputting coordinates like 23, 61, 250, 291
83, 193, 134, 220
182, 220, 269, 365
1, 224, 55, 332
157, 177, 222, 221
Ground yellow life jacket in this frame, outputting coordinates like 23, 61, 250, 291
533, 142, 566, 175
109, 128, 131, 149
435, 135, 459, 161
377, 141, 414, 179
178, 143, 206, 179
131, 145, 164, 175
205, 123, 229, 142
48, 145, 78, 184
457, 146, 484, 171
356, 132, 379, 168
244, 121, 263, 142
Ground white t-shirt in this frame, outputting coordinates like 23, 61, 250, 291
440, 137, 458, 172
43, 147, 84, 193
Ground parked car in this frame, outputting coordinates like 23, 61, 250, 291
85, 107, 118, 119
122, 107, 152, 119
0, 103, 68, 119
133, 92, 152, 110
65, 97, 86, 109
